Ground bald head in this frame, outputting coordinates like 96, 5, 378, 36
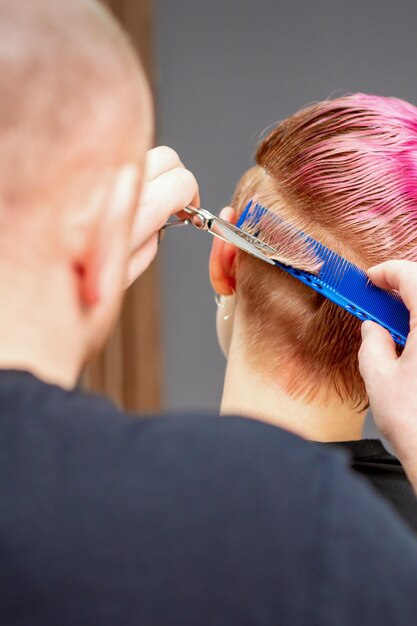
0, 1, 154, 384
0, 0, 151, 209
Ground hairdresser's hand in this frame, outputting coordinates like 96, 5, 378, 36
359, 260, 417, 491
126, 146, 200, 286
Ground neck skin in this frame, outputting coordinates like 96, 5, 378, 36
221, 315, 366, 443
0, 249, 85, 390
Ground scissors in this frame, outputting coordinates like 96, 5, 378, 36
160, 206, 276, 265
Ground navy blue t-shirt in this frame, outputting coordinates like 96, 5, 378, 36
0, 370, 417, 625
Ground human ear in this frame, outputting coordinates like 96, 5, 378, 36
77, 164, 140, 308
209, 207, 237, 296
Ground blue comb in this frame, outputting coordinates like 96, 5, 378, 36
237, 200, 410, 347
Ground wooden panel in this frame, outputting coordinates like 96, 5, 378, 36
84, 0, 161, 413
104, 0, 154, 83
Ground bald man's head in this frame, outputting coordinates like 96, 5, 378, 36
0, 0, 153, 381
0, 0, 151, 210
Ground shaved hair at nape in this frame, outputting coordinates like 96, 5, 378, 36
0, 0, 150, 211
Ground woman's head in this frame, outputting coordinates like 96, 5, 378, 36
210, 94, 417, 409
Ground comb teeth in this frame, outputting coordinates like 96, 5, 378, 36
237, 200, 410, 346
315, 244, 354, 291
237, 201, 321, 272
237, 201, 266, 235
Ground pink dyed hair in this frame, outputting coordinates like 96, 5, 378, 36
233, 94, 417, 408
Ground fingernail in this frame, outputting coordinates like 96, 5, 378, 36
361, 321, 372, 338
220, 207, 234, 221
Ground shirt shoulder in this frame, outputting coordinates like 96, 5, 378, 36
0, 372, 339, 624
3, 372, 417, 625
1, 369, 336, 477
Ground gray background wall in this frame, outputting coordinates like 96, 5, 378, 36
154, 0, 417, 425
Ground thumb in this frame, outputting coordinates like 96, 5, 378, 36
358, 321, 397, 384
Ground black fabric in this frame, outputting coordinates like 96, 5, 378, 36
328, 439, 417, 533
1, 370, 417, 625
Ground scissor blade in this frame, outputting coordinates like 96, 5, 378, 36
183, 206, 276, 266
209, 219, 276, 265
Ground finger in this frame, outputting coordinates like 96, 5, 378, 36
219, 206, 236, 223
132, 167, 199, 247
126, 234, 158, 287
143, 145, 199, 209
191, 188, 201, 209
358, 320, 397, 387
367, 260, 417, 315
144, 146, 183, 182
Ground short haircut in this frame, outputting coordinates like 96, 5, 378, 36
0, 0, 148, 211
232, 94, 417, 409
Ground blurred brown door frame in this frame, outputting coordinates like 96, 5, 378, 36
84, 0, 161, 413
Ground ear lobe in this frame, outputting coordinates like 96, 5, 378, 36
209, 207, 237, 296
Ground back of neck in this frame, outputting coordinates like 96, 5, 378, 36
221, 341, 365, 443
0, 263, 83, 389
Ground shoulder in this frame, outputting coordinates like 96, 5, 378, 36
22, 373, 337, 477
14, 375, 343, 529
47, 383, 343, 494
5, 374, 417, 624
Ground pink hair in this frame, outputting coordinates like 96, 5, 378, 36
272, 94, 417, 263
233, 93, 417, 408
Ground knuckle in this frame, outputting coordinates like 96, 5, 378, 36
175, 167, 198, 192
146, 146, 181, 177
